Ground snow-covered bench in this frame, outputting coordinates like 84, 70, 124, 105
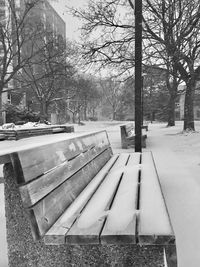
3, 131, 176, 266
120, 123, 147, 148
141, 121, 149, 131
0, 124, 74, 140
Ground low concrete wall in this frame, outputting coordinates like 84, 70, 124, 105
4, 162, 168, 267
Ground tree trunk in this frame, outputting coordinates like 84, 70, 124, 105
0, 83, 5, 124
92, 107, 95, 118
40, 100, 48, 122
166, 68, 178, 127
72, 112, 76, 123
167, 93, 176, 126
112, 110, 116, 120
184, 81, 195, 131
83, 101, 87, 120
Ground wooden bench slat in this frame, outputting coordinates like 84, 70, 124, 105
11, 131, 109, 184
65, 153, 130, 244
19, 145, 110, 207
45, 153, 141, 245
44, 154, 119, 245
100, 153, 140, 244
100, 165, 139, 244
26, 148, 112, 240
138, 152, 174, 245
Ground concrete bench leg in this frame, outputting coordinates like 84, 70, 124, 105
142, 137, 146, 148
122, 141, 128, 149
164, 245, 177, 267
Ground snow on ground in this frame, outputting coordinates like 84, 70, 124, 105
75, 120, 200, 267
0, 185, 8, 267
146, 121, 200, 267
1, 120, 200, 266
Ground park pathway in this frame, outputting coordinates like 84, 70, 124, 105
146, 123, 200, 267
0, 184, 8, 267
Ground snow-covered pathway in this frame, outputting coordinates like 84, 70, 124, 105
0, 184, 8, 267
147, 122, 200, 267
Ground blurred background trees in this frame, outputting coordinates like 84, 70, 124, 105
1, 0, 200, 128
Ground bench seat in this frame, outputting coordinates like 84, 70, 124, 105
44, 152, 174, 245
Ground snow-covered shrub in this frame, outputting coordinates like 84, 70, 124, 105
2, 103, 40, 123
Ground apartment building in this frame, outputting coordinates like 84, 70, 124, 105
0, 0, 66, 123
21, 0, 66, 112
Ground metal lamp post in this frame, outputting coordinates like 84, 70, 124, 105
134, 0, 143, 152
141, 73, 147, 127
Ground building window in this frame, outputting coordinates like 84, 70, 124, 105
175, 103, 180, 108
7, 93, 11, 104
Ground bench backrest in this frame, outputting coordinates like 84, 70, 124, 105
10, 130, 112, 240
120, 123, 134, 137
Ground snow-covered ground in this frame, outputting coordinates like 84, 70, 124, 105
75, 120, 200, 267
146, 121, 200, 267
0, 120, 200, 267
0, 185, 8, 267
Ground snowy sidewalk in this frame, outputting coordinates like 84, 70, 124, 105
147, 123, 200, 267
0, 184, 8, 267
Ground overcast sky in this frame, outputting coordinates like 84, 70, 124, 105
50, 0, 88, 40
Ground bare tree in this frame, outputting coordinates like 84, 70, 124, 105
100, 78, 123, 120
21, 32, 75, 121
69, 0, 200, 130
65, 75, 101, 123
0, 0, 54, 123
68, 0, 135, 78
0, 0, 44, 96
142, 0, 200, 130
68, 0, 180, 126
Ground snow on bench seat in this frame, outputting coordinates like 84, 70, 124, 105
100, 154, 140, 244
139, 152, 174, 244
64, 153, 139, 244
44, 154, 119, 244
45, 153, 141, 245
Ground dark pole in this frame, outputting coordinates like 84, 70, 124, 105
134, 0, 142, 152
141, 76, 144, 127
